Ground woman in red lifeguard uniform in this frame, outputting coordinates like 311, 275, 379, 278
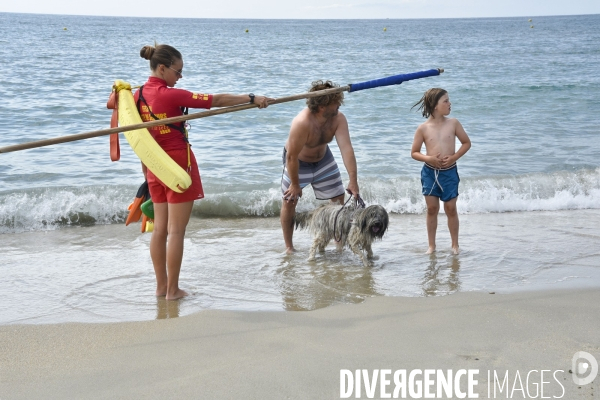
138, 44, 270, 300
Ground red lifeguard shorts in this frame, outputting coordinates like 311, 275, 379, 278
147, 148, 204, 204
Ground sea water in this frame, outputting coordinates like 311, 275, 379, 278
0, 13, 599, 324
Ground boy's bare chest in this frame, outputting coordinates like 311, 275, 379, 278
424, 132, 454, 144
423, 124, 454, 144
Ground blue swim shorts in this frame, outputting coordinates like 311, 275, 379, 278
421, 163, 460, 202
281, 145, 345, 200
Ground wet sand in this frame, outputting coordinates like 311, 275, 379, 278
1, 289, 599, 399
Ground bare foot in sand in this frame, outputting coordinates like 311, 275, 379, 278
166, 289, 188, 300
452, 246, 460, 255
285, 247, 296, 255
426, 246, 436, 254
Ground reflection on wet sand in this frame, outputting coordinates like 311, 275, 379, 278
277, 251, 381, 311
422, 254, 461, 296
156, 297, 181, 319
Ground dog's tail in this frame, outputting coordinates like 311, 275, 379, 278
294, 210, 314, 230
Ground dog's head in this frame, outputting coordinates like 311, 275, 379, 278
358, 205, 389, 239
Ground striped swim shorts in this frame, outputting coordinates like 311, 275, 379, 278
281, 146, 345, 200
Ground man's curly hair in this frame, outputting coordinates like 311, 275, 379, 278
306, 80, 344, 113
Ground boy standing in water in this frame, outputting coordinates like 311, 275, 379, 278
411, 88, 471, 254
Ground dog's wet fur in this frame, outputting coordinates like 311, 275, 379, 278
295, 202, 389, 266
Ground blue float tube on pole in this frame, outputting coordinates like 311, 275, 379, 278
348, 68, 443, 92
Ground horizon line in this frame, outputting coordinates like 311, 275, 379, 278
2, 11, 599, 20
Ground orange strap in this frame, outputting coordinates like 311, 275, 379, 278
125, 196, 144, 226
141, 214, 150, 233
107, 91, 120, 161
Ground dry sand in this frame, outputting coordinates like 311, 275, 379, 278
1, 289, 599, 399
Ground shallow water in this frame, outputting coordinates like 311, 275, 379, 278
2, 209, 599, 324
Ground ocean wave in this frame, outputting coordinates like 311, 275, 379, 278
458, 169, 600, 213
0, 185, 129, 234
1, 168, 599, 233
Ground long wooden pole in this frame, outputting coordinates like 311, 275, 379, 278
0, 68, 444, 154
0, 86, 350, 154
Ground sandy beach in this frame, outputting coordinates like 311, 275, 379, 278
1, 289, 598, 399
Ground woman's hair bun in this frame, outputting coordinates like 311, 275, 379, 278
140, 43, 181, 71
140, 45, 155, 60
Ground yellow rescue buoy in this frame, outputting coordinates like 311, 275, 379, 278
113, 80, 192, 193
530, 25, 534, 28
245, 29, 249, 33
63, 27, 67, 30
383, 27, 387, 32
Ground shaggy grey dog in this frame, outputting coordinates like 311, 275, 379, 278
295, 201, 389, 266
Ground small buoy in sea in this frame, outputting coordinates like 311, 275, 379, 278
528, 18, 532, 22
530, 25, 534, 28
63, 27, 67, 30
245, 29, 249, 33
383, 27, 387, 31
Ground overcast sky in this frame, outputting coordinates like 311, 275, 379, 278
2, 0, 599, 19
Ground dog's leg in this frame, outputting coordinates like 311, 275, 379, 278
349, 243, 372, 267
308, 238, 319, 261
309, 234, 328, 260
365, 244, 374, 259
335, 237, 343, 253
318, 234, 328, 253
365, 244, 379, 261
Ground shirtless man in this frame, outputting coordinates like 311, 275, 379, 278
411, 88, 471, 255
280, 80, 359, 254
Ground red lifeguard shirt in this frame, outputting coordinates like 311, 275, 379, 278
134, 76, 213, 152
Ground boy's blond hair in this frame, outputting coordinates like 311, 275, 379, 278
412, 88, 448, 118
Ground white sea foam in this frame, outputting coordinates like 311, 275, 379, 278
0, 186, 129, 233
1, 168, 598, 233
458, 168, 600, 213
